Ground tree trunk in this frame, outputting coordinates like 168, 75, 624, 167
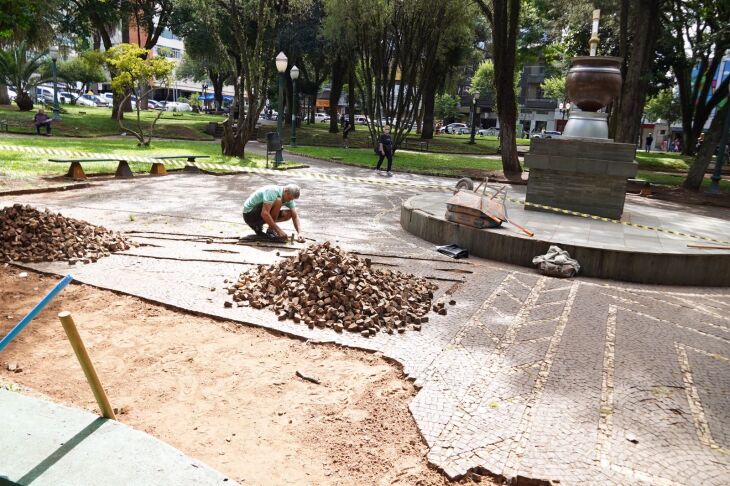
328, 56, 346, 133
348, 70, 356, 128
490, 0, 522, 174
0, 84, 9, 105
614, 0, 663, 145
682, 102, 728, 190
420, 75, 436, 139
210, 71, 225, 112
221, 121, 247, 157
16, 91, 33, 111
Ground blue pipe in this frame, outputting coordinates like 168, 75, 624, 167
0, 274, 74, 353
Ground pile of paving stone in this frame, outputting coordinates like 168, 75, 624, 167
0, 204, 133, 264
227, 241, 439, 336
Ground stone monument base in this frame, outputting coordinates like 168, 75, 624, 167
524, 137, 637, 219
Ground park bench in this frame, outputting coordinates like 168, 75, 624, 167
48, 154, 210, 180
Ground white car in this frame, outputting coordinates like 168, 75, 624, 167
314, 112, 330, 123
354, 115, 368, 125
164, 101, 192, 112
76, 94, 99, 107
478, 127, 500, 137
7, 88, 16, 101
532, 130, 562, 139
442, 123, 470, 134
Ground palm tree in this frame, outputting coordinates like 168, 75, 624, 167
0, 41, 49, 111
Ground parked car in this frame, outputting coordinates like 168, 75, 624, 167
478, 127, 500, 137
76, 94, 100, 107
164, 101, 192, 112
91, 95, 110, 107
442, 122, 469, 134
7, 88, 16, 101
314, 112, 330, 123
532, 130, 562, 139
354, 115, 368, 125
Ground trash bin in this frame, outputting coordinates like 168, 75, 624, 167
266, 132, 283, 168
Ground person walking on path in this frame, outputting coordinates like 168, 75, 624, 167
645, 133, 653, 152
342, 118, 353, 148
242, 184, 304, 242
33, 109, 52, 135
374, 125, 394, 176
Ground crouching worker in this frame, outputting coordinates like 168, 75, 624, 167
242, 184, 304, 242
34, 109, 52, 135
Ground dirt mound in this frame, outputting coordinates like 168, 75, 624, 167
0, 204, 132, 264
228, 241, 438, 336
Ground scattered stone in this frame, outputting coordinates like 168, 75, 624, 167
226, 242, 437, 337
0, 204, 133, 264
6, 362, 21, 373
18, 272, 28, 278
449, 299, 456, 306
223, 301, 233, 308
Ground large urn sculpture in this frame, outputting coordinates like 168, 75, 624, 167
562, 56, 622, 139
523, 53, 637, 220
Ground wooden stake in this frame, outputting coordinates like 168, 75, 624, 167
687, 244, 730, 250
58, 311, 116, 420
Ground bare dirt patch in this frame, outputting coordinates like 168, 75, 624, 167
0, 266, 493, 485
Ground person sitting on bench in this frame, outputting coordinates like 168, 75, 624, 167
242, 184, 304, 242
34, 109, 52, 135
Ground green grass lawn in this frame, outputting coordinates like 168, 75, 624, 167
0, 135, 298, 179
265, 122, 532, 155
634, 151, 693, 172
288, 146, 503, 177
0, 104, 220, 140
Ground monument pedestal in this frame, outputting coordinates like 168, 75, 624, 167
524, 138, 637, 220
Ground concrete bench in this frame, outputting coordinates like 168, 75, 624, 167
48, 155, 210, 180
151, 155, 210, 175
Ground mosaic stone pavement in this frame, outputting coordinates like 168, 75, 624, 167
3, 150, 729, 485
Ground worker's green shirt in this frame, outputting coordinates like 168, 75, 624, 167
242, 185, 296, 214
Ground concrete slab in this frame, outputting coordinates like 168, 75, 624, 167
0, 389, 235, 486
401, 191, 730, 285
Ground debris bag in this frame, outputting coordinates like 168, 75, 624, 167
532, 245, 580, 278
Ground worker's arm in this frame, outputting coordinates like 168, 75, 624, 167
260, 202, 287, 238
290, 207, 304, 242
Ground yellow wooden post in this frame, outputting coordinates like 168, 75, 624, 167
58, 311, 117, 420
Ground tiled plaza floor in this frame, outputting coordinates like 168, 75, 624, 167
3, 149, 729, 485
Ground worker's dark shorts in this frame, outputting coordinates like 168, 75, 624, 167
243, 203, 265, 229
243, 203, 290, 230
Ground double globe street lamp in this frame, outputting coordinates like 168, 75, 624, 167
290, 65, 299, 148
274, 51, 288, 166
49, 46, 61, 121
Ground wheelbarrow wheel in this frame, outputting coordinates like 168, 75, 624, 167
455, 177, 474, 191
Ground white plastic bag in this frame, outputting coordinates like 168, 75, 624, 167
532, 245, 580, 278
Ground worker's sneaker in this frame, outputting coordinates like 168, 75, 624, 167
386, 171, 393, 177
253, 225, 265, 237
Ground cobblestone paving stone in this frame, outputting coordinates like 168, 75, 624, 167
3, 150, 729, 485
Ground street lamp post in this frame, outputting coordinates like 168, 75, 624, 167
275, 51, 288, 167
290, 65, 299, 148
468, 91, 480, 144
708, 84, 730, 194
49, 46, 61, 121
558, 101, 571, 120
202, 83, 208, 112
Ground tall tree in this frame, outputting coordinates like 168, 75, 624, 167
612, 0, 665, 146
332, 0, 453, 150
190, 0, 303, 157
474, 0, 522, 174
663, 0, 730, 159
